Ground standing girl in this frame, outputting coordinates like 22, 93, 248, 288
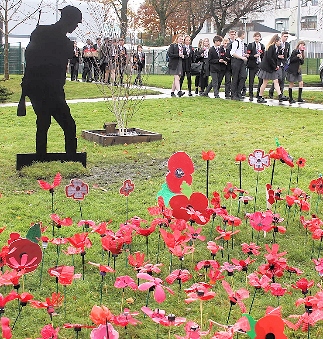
286, 41, 306, 103
257, 34, 284, 103
193, 39, 203, 94
133, 44, 145, 86
168, 34, 186, 97
180, 35, 194, 96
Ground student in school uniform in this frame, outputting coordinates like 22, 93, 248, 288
246, 32, 265, 101
168, 34, 186, 97
200, 35, 226, 98
180, 35, 194, 96
286, 40, 306, 103
218, 38, 231, 98
230, 30, 248, 101
257, 34, 284, 103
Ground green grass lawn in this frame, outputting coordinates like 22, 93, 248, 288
0, 79, 323, 338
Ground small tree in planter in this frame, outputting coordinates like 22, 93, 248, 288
0, 84, 13, 103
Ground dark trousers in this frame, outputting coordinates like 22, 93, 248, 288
28, 88, 77, 155
248, 66, 262, 97
231, 58, 247, 98
70, 61, 79, 81
219, 69, 231, 97
180, 71, 192, 92
205, 71, 220, 96
82, 59, 92, 81
200, 75, 209, 92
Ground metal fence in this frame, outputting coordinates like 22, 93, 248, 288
0, 43, 23, 74
0, 44, 322, 76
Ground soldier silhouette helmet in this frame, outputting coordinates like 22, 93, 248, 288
59, 5, 82, 23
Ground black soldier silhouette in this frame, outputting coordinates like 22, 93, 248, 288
17, 6, 85, 167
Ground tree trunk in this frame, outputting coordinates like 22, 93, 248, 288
120, 0, 128, 38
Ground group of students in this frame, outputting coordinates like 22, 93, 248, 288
69, 37, 145, 86
167, 30, 306, 104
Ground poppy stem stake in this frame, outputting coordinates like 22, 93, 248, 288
248, 288, 257, 314
206, 160, 209, 199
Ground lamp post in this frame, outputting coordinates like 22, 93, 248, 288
241, 16, 248, 43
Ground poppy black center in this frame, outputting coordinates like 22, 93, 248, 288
265, 333, 275, 339
175, 168, 185, 178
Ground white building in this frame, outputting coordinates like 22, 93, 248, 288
192, 0, 323, 56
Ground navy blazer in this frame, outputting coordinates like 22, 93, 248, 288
168, 43, 186, 70
286, 49, 304, 76
259, 45, 279, 73
208, 46, 225, 73
246, 41, 265, 69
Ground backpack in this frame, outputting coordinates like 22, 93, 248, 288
227, 39, 239, 53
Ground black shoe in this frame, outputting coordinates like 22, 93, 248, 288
225, 96, 231, 99
278, 95, 284, 102
249, 96, 253, 101
178, 91, 185, 97
257, 97, 267, 103
188, 92, 193, 96
298, 98, 305, 103
241, 91, 246, 97
281, 95, 289, 101
195, 88, 199, 94
171, 92, 176, 97
200, 92, 209, 97
268, 92, 274, 99
232, 96, 241, 101
289, 99, 296, 104
214, 95, 220, 98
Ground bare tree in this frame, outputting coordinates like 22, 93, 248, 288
104, 0, 129, 38
0, 0, 43, 80
209, 0, 274, 36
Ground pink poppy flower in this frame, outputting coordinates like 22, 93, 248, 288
184, 282, 216, 303
169, 244, 195, 260
166, 152, 194, 194
77, 220, 96, 229
90, 305, 114, 325
141, 306, 166, 322
291, 278, 314, 295
38, 324, 60, 339
63, 246, 83, 256
269, 283, 288, 297
248, 211, 273, 232
313, 258, 323, 276
165, 269, 192, 285
215, 227, 240, 241
48, 266, 81, 286
241, 243, 261, 256
65, 178, 89, 200
66, 232, 92, 253
207, 241, 224, 258
114, 276, 137, 290
112, 308, 141, 327
208, 268, 225, 284
175, 321, 212, 339
50, 214, 73, 228
231, 257, 255, 272
222, 280, 249, 313
220, 262, 242, 276
147, 197, 172, 219
138, 263, 163, 274
0, 290, 19, 310
247, 273, 271, 290
223, 182, 239, 199
157, 313, 187, 327
137, 273, 174, 303
1, 317, 12, 339
90, 323, 119, 339
195, 260, 219, 271
210, 191, 221, 208
88, 261, 115, 276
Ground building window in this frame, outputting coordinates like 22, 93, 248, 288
275, 18, 289, 31
311, 0, 318, 5
301, 16, 317, 30
283, 0, 290, 8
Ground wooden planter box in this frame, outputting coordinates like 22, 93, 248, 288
82, 123, 162, 146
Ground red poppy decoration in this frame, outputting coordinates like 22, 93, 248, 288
119, 179, 135, 197
254, 315, 287, 339
38, 172, 62, 192
65, 179, 89, 201
166, 152, 194, 194
6, 238, 42, 273
235, 154, 247, 162
248, 150, 270, 172
169, 192, 209, 225
202, 150, 216, 161
296, 157, 306, 168
276, 146, 294, 167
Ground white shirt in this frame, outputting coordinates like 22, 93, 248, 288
230, 38, 244, 58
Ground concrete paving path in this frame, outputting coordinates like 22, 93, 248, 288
1, 85, 322, 110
